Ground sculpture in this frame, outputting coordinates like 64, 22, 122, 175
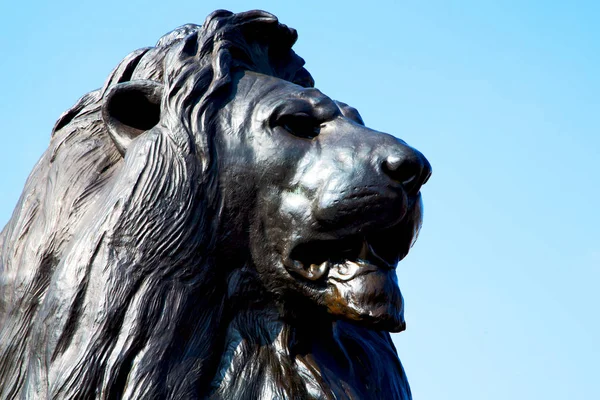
0, 10, 431, 399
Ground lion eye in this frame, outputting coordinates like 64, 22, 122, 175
278, 113, 321, 139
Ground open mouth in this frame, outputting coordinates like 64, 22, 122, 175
286, 229, 405, 282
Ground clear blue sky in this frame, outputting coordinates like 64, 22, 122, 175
1, 1, 598, 398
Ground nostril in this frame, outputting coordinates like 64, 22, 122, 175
383, 155, 421, 186
382, 152, 430, 194
384, 155, 403, 173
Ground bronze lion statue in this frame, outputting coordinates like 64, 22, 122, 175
0, 10, 431, 399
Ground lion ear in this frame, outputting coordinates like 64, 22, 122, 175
101, 80, 163, 156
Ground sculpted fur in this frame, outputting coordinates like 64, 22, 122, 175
0, 10, 431, 399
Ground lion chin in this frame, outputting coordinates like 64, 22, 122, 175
0, 9, 430, 400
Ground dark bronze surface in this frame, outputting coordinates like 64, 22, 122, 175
0, 10, 430, 399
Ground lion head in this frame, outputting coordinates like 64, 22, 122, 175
0, 10, 430, 399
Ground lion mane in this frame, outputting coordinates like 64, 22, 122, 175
0, 10, 412, 399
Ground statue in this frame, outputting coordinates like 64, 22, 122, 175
0, 10, 431, 399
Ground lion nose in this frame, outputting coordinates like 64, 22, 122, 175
382, 149, 432, 195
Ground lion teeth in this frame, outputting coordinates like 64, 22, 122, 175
328, 260, 373, 282
308, 261, 330, 279
358, 239, 369, 260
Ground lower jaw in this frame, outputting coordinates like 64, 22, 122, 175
325, 269, 405, 332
